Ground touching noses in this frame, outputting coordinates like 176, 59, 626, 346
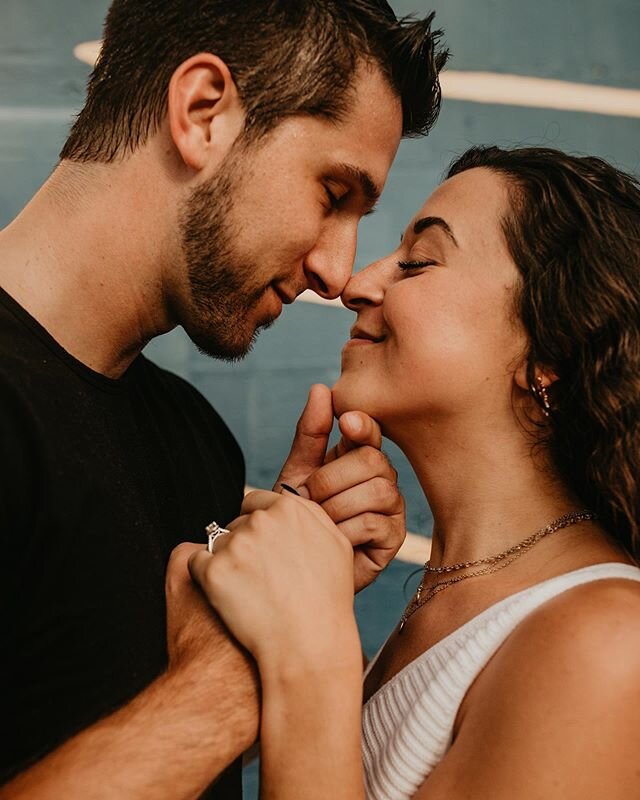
303, 222, 358, 300
341, 258, 387, 312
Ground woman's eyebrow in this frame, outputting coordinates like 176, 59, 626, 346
413, 215, 459, 247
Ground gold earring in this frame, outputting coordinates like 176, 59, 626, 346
530, 375, 551, 417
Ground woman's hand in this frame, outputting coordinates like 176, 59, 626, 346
188, 491, 361, 675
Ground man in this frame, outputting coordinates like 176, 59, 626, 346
0, 1, 447, 797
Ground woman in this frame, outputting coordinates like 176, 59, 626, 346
190, 146, 640, 799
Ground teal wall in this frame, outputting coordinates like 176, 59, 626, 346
1, 3, 639, 793
2, 2, 638, 542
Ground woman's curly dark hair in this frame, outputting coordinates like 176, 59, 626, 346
447, 146, 640, 562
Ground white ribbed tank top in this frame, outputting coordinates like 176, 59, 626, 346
361, 562, 640, 800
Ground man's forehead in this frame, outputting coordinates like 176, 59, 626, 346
334, 64, 403, 156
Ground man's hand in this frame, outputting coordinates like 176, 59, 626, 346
275, 384, 405, 592
165, 543, 260, 746
0, 546, 262, 800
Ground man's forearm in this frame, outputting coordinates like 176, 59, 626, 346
2, 661, 258, 800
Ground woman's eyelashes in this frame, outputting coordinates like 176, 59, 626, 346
397, 259, 438, 271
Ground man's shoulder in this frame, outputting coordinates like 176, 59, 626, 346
138, 356, 245, 471
139, 357, 229, 424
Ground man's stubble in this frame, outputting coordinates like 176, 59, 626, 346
179, 144, 275, 362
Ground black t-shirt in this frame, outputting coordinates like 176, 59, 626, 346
0, 286, 245, 797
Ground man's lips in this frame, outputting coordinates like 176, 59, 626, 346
272, 284, 297, 305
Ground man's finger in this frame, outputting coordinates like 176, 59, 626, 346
324, 411, 383, 463
320, 476, 404, 524
274, 384, 333, 491
168, 541, 206, 572
188, 549, 215, 599
304, 446, 396, 504
337, 513, 405, 552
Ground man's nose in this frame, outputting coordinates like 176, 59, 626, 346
303, 225, 358, 300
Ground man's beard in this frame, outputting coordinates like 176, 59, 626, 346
178, 150, 274, 361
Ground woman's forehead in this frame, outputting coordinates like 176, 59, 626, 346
411, 167, 511, 249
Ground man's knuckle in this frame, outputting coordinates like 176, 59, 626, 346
372, 476, 393, 501
309, 470, 332, 498
363, 512, 380, 534
320, 497, 339, 520
171, 542, 192, 559
361, 446, 383, 470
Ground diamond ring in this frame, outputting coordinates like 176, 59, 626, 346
205, 521, 231, 554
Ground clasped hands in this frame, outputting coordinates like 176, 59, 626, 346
165, 384, 405, 704
204, 382, 404, 582
188, 384, 405, 663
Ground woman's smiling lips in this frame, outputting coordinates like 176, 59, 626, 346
343, 326, 386, 350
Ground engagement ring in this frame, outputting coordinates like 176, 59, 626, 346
205, 521, 231, 554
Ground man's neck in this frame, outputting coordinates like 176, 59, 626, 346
0, 157, 179, 378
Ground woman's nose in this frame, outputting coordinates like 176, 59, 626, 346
341, 258, 388, 311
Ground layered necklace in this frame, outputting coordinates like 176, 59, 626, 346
398, 510, 596, 633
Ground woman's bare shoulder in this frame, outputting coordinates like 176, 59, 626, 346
479, 574, 640, 702
513, 572, 640, 657
424, 574, 640, 799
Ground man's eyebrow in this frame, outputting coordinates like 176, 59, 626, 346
413, 216, 458, 246
336, 163, 381, 213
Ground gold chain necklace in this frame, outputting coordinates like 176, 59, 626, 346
398, 510, 595, 633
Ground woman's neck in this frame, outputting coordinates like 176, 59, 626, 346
390, 411, 580, 568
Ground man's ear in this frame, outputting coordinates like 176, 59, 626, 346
168, 53, 245, 172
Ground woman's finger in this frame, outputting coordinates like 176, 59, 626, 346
240, 489, 282, 514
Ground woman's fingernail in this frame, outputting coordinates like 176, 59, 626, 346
280, 483, 301, 496
296, 485, 311, 499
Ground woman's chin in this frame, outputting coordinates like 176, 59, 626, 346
332, 376, 378, 419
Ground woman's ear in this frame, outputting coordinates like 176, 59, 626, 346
514, 359, 559, 393
514, 359, 560, 418
167, 53, 245, 172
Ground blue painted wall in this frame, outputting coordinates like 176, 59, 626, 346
1, 2, 639, 794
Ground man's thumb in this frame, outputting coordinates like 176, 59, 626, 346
338, 411, 382, 450
323, 410, 383, 463
274, 384, 333, 490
